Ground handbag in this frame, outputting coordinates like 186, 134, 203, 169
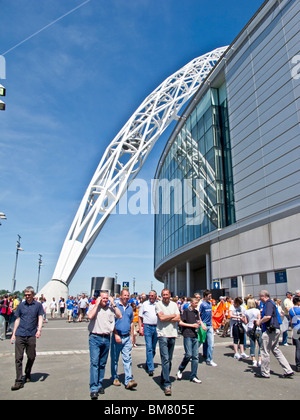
238, 322, 244, 335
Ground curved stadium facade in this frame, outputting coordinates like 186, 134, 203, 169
154, 0, 300, 300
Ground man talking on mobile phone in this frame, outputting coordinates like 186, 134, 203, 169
87, 291, 122, 399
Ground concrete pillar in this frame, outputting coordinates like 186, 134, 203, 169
168, 272, 171, 293
174, 266, 178, 297
186, 260, 191, 297
238, 275, 244, 301
206, 253, 211, 290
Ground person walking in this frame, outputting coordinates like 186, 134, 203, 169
49, 297, 57, 319
282, 292, 293, 346
10, 286, 44, 391
177, 297, 204, 384
245, 298, 262, 366
87, 292, 122, 399
199, 290, 217, 367
66, 296, 75, 323
78, 294, 89, 322
255, 290, 294, 379
155, 288, 180, 396
229, 297, 249, 360
138, 290, 158, 376
59, 298, 66, 318
289, 295, 300, 372
111, 289, 137, 390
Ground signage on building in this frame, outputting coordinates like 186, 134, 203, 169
275, 270, 287, 284
213, 279, 221, 290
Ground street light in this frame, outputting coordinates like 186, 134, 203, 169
11, 234, 24, 293
36, 254, 43, 293
0, 212, 7, 226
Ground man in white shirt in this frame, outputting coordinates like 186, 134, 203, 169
78, 294, 89, 322
155, 288, 180, 396
138, 290, 158, 376
49, 298, 57, 319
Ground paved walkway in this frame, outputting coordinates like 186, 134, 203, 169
0, 318, 298, 400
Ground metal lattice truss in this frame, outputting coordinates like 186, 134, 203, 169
52, 46, 228, 285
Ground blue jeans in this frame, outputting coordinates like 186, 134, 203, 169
89, 333, 110, 392
110, 334, 133, 386
158, 337, 175, 388
143, 324, 158, 372
178, 337, 199, 380
202, 325, 214, 362
249, 329, 262, 357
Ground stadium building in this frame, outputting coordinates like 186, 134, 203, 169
153, 0, 300, 299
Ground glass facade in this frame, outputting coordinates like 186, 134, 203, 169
154, 83, 235, 268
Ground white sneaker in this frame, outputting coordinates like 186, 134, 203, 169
252, 360, 258, 367
257, 361, 261, 367
234, 353, 241, 360
240, 353, 249, 359
177, 370, 182, 380
191, 377, 202, 384
206, 361, 217, 367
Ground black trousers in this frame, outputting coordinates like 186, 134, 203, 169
15, 336, 36, 382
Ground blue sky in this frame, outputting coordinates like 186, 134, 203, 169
0, 0, 265, 296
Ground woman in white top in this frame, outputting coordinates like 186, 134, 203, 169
245, 299, 262, 367
229, 297, 249, 360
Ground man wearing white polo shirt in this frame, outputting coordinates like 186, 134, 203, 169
139, 290, 158, 376
155, 288, 180, 396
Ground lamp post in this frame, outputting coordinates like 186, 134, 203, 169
11, 234, 24, 293
36, 254, 43, 293
0, 212, 7, 226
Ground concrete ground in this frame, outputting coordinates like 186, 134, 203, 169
0, 318, 298, 401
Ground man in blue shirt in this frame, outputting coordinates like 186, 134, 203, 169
255, 290, 293, 378
199, 290, 217, 367
111, 289, 137, 390
10, 286, 44, 391
66, 296, 75, 323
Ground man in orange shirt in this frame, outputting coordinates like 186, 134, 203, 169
221, 297, 232, 337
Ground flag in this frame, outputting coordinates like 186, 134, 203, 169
212, 301, 224, 330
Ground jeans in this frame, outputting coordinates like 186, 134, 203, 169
202, 325, 214, 362
89, 333, 110, 392
249, 329, 262, 357
15, 336, 36, 383
111, 334, 133, 386
282, 315, 290, 345
178, 337, 199, 380
158, 336, 175, 388
293, 337, 300, 368
144, 324, 158, 372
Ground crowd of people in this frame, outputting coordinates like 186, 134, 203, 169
2, 286, 299, 398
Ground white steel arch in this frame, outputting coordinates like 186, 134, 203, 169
50, 46, 228, 287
